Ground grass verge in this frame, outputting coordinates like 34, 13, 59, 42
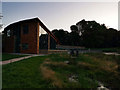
2, 53, 120, 88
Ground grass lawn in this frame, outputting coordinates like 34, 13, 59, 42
2, 53, 28, 61
2, 53, 120, 88
90, 48, 120, 53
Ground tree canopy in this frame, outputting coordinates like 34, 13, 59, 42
52, 19, 120, 48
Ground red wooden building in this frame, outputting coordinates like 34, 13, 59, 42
2, 18, 60, 54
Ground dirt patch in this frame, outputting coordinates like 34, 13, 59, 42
48, 62, 68, 67
40, 60, 63, 88
45, 58, 50, 61
99, 61, 118, 72
77, 61, 96, 70
90, 58, 118, 72
40, 65, 55, 80
78, 62, 92, 67
43, 58, 68, 67
79, 55, 118, 73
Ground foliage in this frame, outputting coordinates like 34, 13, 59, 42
52, 19, 120, 48
70, 25, 78, 33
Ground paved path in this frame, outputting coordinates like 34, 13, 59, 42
0, 56, 33, 65
104, 52, 120, 56
0, 53, 46, 65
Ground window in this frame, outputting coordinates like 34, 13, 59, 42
7, 30, 10, 37
23, 25, 29, 34
22, 43, 28, 50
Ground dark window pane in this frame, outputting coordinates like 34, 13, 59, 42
23, 25, 29, 34
22, 43, 28, 50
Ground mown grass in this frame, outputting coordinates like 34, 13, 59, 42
101, 48, 120, 53
2, 53, 28, 61
2, 53, 120, 88
90, 48, 120, 53
2, 56, 52, 88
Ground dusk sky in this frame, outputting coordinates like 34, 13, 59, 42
2, 2, 118, 32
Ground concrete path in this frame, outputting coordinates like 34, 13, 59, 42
9, 53, 46, 56
0, 53, 46, 65
104, 52, 120, 56
0, 55, 33, 65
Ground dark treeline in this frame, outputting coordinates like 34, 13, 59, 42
52, 19, 120, 48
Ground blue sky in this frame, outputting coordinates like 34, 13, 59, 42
2, 2, 118, 32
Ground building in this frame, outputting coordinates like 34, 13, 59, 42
2, 18, 60, 54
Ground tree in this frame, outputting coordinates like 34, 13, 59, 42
52, 19, 119, 48
70, 25, 78, 33
52, 29, 69, 45
76, 19, 118, 48
70, 25, 81, 46
69, 31, 81, 46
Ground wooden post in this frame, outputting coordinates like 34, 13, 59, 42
48, 34, 50, 50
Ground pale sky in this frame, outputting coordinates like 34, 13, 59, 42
1, 2, 118, 32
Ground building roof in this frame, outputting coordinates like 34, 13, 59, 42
4, 17, 60, 44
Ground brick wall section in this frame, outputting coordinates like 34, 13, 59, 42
3, 21, 39, 54
3, 36, 15, 53
20, 21, 39, 54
